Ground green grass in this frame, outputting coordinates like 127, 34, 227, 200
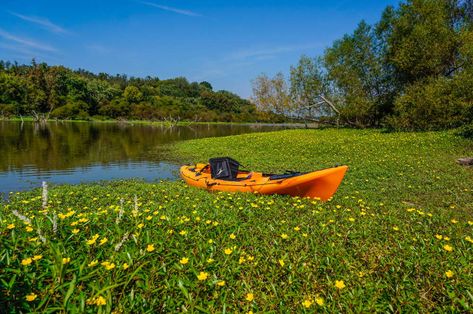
1, 129, 473, 312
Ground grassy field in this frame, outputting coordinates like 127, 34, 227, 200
1, 129, 472, 312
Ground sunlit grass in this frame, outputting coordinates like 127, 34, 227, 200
1, 129, 472, 312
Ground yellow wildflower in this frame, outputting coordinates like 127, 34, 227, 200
245, 293, 254, 302
302, 233, 308, 237
179, 230, 187, 235
302, 299, 312, 308
137, 223, 144, 229
224, 248, 233, 255
217, 280, 226, 286
99, 238, 108, 245
32, 255, 42, 261
208, 239, 214, 244
278, 259, 285, 267
180, 257, 189, 265
281, 233, 288, 239
25, 226, 33, 232
435, 234, 443, 240
7, 223, 15, 229
451, 219, 458, 224
393, 226, 399, 231
197, 271, 208, 281
86, 234, 100, 245
294, 226, 301, 231
72, 229, 80, 234
95, 296, 106, 306
21, 258, 32, 266
335, 280, 346, 289
101, 261, 115, 270
229, 233, 236, 239
146, 215, 152, 220
316, 297, 324, 306
348, 218, 355, 222
25, 293, 37, 301
443, 244, 453, 252
146, 244, 155, 252
88, 260, 98, 267
63, 257, 71, 264
207, 258, 215, 263
122, 263, 129, 270
445, 270, 454, 278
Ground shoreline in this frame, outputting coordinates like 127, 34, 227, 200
0, 117, 322, 128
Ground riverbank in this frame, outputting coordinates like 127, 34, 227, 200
1, 116, 310, 128
1, 129, 472, 312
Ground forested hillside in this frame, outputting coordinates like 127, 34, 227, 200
0, 60, 275, 122
252, 0, 473, 131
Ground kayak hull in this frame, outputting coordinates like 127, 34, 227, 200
180, 164, 348, 201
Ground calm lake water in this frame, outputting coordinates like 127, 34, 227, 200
0, 121, 290, 196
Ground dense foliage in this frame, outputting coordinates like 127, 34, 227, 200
1, 129, 472, 312
0, 60, 270, 122
252, 0, 473, 130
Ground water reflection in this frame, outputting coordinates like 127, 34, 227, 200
0, 121, 289, 194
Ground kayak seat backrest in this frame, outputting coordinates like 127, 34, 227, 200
209, 157, 240, 180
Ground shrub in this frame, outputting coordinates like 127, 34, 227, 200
386, 77, 472, 130
455, 123, 473, 139
51, 100, 90, 120
0, 103, 16, 117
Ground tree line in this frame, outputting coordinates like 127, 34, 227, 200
252, 0, 473, 131
0, 60, 283, 123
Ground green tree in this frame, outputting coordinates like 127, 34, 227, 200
251, 72, 291, 119
123, 85, 143, 104
289, 56, 338, 120
386, 0, 458, 84
324, 21, 388, 126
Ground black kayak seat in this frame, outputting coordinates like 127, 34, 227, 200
209, 157, 240, 180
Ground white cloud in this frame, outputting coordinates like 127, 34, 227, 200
0, 28, 57, 52
9, 11, 68, 34
138, 1, 201, 17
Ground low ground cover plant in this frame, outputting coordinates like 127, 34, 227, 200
1, 129, 472, 312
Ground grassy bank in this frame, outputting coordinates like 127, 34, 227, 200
1, 129, 472, 312
171, 129, 473, 214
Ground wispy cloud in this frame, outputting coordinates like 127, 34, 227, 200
193, 43, 323, 82
9, 11, 68, 34
138, 1, 201, 17
226, 43, 323, 61
0, 28, 57, 52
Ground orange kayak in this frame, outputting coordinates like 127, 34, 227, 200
180, 162, 348, 201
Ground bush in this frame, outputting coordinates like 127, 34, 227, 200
386, 77, 472, 130
455, 123, 473, 139
0, 103, 16, 117
50, 100, 90, 120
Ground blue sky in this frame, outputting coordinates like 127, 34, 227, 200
0, 0, 399, 98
